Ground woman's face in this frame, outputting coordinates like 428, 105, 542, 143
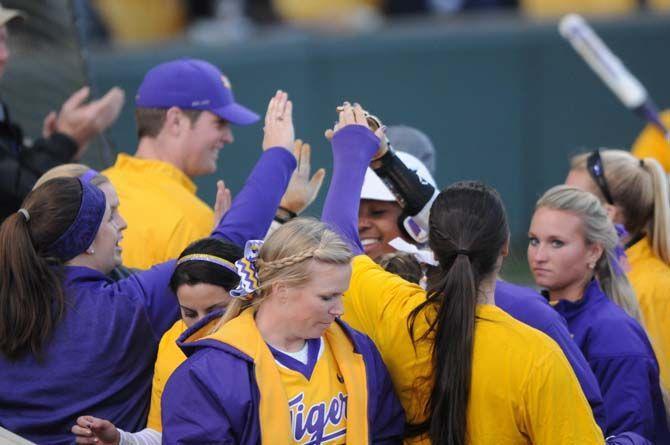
89, 200, 125, 274
272, 261, 352, 340
527, 207, 601, 294
358, 199, 406, 260
98, 182, 127, 234
177, 283, 232, 328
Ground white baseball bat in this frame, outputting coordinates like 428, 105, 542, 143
559, 14, 669, 138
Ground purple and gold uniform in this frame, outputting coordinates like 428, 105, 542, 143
0, 147, 296, 445
161, 308, 404, 444
272, 338, 348, 443
146, 319, 186, 432
552, 279, 669, 442
321, 125, 605, 444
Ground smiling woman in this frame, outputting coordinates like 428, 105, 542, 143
160, 217, 405, 445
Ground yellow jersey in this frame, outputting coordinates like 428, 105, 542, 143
627, 236, 670, 393
632, 109, 670, 172
146, 319, 186, 431
343, 255, 605, 444
103, 154, 214, 269
271, 338, 348, 444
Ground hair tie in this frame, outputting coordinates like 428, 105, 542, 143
455, 249, 471, 257
177, 254, 237, 275
639, 159, 645, 168
17, 208, 30, 221
229, 240, 264, 300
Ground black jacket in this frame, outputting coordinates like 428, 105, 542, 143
0, 100, 78, 221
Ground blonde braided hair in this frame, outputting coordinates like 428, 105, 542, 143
215, 218, 353, 330
256, 247, 320, 273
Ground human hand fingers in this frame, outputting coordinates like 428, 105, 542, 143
42, 111, 57, 138
213, 180, 232, 225
61, 86, 90, 113
352, 103, 368, 128
298, 141, 311, 177
90, 87, 125, 131
265, 96, 276, 127
71, 424, 94, 437
307, 168, 326, 202
271, 90, 286, 122
282, 96, 292, 124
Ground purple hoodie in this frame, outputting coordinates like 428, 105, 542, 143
161, 312, 405, 444
0, 147, 296, 445
553, 280, 669, 442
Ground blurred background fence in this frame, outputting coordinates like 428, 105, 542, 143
2, 1, 670, 277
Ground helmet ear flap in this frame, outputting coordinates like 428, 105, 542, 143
397, 212, 429, 244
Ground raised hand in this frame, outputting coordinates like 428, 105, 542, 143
71, 415, 120, 445
279, 139, 326, 214
56, 86, 126, 159
213, 179, 232, 227
262, 90, 294, 151
325, 102, 387, 158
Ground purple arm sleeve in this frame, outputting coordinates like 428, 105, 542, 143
211, 147, 296, 247
321, 126, 380, 254
125, 147, 295, 338
118, 261, 180, 339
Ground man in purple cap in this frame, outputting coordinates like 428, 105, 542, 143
103, 58, 260, 269
0, 2, 124, 221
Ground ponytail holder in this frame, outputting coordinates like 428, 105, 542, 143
455, 249, 471, 257
17, 208, 30, 221
229, 239, 264, 300
639, 159, 645, 168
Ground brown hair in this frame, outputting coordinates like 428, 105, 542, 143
0, 177, 82, 360
408, 181, 509, 445
135, 107, 203, 139
571, 150, 670, 264
378, 251, 423, 285
34, 163, 109, 189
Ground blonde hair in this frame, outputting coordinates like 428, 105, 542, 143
216, 218, 353, 329
33, 164, 109, 189
537, 185, 642, 322
571, 150, 670, 264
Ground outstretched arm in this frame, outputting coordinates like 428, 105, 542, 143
212, 90, 297, 246
321, 102, 383, 252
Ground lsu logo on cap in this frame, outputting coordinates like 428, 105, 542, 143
221, 75, 232, 89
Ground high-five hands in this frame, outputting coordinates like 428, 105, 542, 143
279, 139, 326, 214
262, 90, 294, 152
324, 102, 388, 159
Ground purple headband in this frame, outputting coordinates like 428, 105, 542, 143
45, 178, 106, 261
79, 168, 99, 184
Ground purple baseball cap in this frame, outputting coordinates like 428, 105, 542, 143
135, 58, 260, 125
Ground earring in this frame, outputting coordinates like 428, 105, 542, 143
87, 248, 95, 255
588, 262, 595, 269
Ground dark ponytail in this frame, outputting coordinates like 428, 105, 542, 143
407, 181, 509, 445
0, 178, 82, 360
